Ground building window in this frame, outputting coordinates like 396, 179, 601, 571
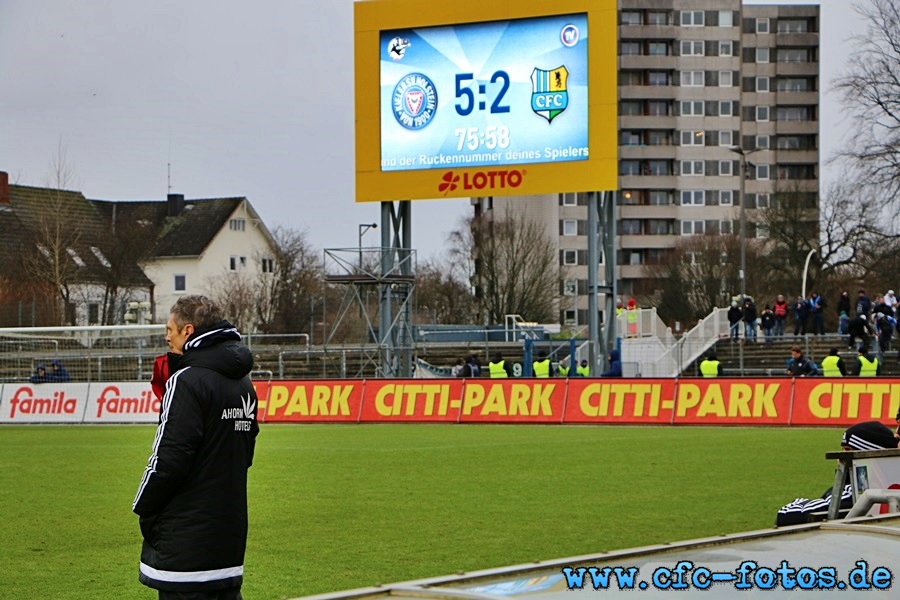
620, 161, 641, 176
564, 309, 576, 325
648, 42, 669, 56
648, 130, 672, 145
90, 246, 111, 268
756, 106, 770, 122
719, 130, 734, 147
756, 164, 770, 180
719, 10, 734, 27
756, 224, 770, 239
174, 274, 186, 292
229, 256, 247, 271
719, 40, 733, 56
563, 280, 577, 296
647, 11, 669, 25
649, 191, 670, 205
777, 106, 811, 121
621, 41, 641, 56
756, 135, 770, 149
777, 48, 809, 63
681, 40, 704, 56
621, 101, 642, 115
756, 47, 770, 63
681, 10, 704, 26
756, 77, 770, 92
647, 101, 671, 115
756, 193, 770, 208
756, 18, 770, 34
681, 190, 705, 206
681, 100, 704, 116
66, 248, 86, 267
648, 71, 670, 86
777, 77, 810, 92
720, 220, 733, 234
563, 250, 577, 265
647, 220, 671, 235
647, 160, 671, 176
621, 220, 642, 235
681, 160, 704, 176
681, 71, 704, 86
778, 19, 809, 33
621, 131, 641, 146
88, 303, 100, 325
720, 190, 734, 205
719, 160, 733, 176
681, 220, 705, 235
261, 258, 275, 273
621, 11, 642, 25
563, 220, 577, 236
718, 71, 733, 87
229, 218, 246, 232
561, 192, 577, 206
719, 100, 733, 116
681, 130, 704, 146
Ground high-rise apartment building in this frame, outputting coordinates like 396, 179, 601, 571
472, 1, 819, 327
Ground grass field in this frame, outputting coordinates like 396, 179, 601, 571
0, 424, 846, 599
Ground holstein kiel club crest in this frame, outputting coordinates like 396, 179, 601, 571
531, 66, 569, 123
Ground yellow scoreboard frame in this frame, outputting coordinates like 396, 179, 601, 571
354, 0, 618, 202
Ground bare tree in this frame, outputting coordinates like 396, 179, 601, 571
642, 234, 750, 324
834, 0, 900, 205
19, 143, 83, 324
255, 226, 322, 334
204, 270, 258, 332
414, 258, 477, 324
449, 206, 560, 324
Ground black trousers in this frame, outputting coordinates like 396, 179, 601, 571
158, 588, 242, 600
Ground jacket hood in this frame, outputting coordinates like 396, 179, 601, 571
180, 320, 253, 379
609, 349, 620, 361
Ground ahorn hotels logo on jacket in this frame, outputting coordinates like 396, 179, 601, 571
222, 393, 256, 431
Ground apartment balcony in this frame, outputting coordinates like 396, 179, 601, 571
619, 85, 678, 100
772, 90, 818, 105
619, 145, 677, 160
619, 25, 678, 40
620, 55, 677, 70
775, 32, 818, 46
774, 62, 819, 76
620, 175, 678, 188
619, 264, 649, 280
619, 204, 679, 219
620, 115, 676, 129
620, 235, 678, 249
774, 120, 818, 135
773, 149, 818, 164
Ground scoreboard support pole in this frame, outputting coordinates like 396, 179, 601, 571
587, 191, 617, 374
379, 200, 414, 378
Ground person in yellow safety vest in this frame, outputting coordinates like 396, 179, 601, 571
557, 357, 570, 377
857, 347, 881, 377
532, 351, 552, 378
699, 351, 722, 377
488, 352, 513, 378
576, 359, 590, 377
820, 347, 847, 377
626, 298, 639, 337
615, 299, 624, 317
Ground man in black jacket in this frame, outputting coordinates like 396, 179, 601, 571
133, 295, 259, 599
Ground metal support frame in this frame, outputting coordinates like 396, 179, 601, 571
587, 191, 617, 374
380, 201, 414, 378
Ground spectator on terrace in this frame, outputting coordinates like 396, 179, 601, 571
48, 359, 70, 383
29, 364, 49, 384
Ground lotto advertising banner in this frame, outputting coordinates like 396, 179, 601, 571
2, 378, 900, 426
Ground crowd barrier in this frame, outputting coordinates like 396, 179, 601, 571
1, 377, 899, 426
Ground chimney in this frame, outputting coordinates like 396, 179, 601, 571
0, 171, 9, 204
167, 193, 185, 217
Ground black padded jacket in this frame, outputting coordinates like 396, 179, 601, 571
133, 322, 259, 592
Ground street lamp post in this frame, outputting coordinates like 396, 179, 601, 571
801, 249, 817, 300
358, 223, 378, 272
729, 146, 757, 376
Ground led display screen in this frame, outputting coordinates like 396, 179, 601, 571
379, 14, 588, 172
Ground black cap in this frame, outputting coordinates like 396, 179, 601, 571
841, 421, 898, 450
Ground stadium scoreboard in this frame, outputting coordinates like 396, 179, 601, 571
354, 0, 618, 202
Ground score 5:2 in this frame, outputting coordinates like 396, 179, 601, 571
454, 71, 511, 115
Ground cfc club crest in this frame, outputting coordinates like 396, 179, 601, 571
392, 73, 438, 130
531, 66, 569, 123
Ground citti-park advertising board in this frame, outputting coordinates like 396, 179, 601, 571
354, 0, 618, 202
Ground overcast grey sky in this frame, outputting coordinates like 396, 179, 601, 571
0, 1, 862, 261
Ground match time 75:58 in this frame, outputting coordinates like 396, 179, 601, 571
455, 126, 511, 151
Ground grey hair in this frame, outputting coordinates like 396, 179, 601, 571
170, 295, 224, 331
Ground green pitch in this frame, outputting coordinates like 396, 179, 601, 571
0, 424, 844, 599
